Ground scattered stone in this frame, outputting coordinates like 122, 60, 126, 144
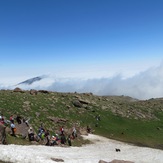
35, 112, 40, 118
66, 105, 71, 109
38, 90, 49, 94
99, 160, 109, 163
51, 158, 64, 162
79, 128, 88, 135
13, 87, 24, 93
157, 127, 161, 130
21, 134, 26, 139
72, 100, 82, 108
23, 101, 30, 105
78, 99, 90, 105
30, 89, 38, 95
115, 148, 121, 152
48, 117, 68, 123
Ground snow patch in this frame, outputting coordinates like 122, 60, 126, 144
0, 134, 163, 163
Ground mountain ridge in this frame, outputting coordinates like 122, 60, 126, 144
17, 76, 45, 85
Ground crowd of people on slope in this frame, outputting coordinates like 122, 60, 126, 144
27, 124, 76, 146
0, 111, 100, 147
0, 113, 78, 146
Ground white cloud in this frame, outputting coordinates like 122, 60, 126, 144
1, 62, 163, 100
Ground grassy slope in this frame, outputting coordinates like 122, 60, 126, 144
95, 111, 163, 149
0, 90, 163, 149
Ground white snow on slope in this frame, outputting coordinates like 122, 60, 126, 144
0, 134, 163, 163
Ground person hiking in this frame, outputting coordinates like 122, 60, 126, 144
0, 114, 5, 125
67, 135, 72, 146
95, 115, 101, 121
55, 134, 60, 145
10, 115, 14, 123
10, 121, 16, 137
0, 122, 7, 144
60, 133, 66, 145
38, 125, 45, 139
28, 127, 35, 141
72, 127, 77, 139
87, 126, 91, 133
44, 130, 50, 146
50, 135, 57, 146
60, 126, 64, 135
16, 115, 22, 124
40, 131, 45, 140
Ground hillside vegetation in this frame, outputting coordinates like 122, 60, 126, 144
0, 89, 163, 149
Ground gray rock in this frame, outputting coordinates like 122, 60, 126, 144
72, 100, 82, 107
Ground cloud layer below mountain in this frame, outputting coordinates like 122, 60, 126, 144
1, 62, 163, 100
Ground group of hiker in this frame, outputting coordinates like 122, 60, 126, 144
0, 114, 20, 137
0, 113, 78, 146
38, 125, 77, 146
27, 125, 76, 146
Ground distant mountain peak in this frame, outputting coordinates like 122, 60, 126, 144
17, 76, 45, 85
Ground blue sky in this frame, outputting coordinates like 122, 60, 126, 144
0, 0, 163, 99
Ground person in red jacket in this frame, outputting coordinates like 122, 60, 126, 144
60, 126, 64, 135
10, 115, 14, 123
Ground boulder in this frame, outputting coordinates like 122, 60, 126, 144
79, 128, 88, 135
13, 87, 24, 93
38, 90, 49, 94
15, 123, 29, 137
51, 158, 64, 162
72, 100, 82, 108
78, 99, 90, 105
48, 117, 68, 123
99, 160, 108, 163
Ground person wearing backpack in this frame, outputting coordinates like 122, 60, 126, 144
10, 121, 16, 137
28, 127, 35, 141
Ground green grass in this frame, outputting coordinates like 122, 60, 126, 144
1, 90, 163, 149
6, 134, 32, 145
0, 161, 13, 163
94, 111, 163, 149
